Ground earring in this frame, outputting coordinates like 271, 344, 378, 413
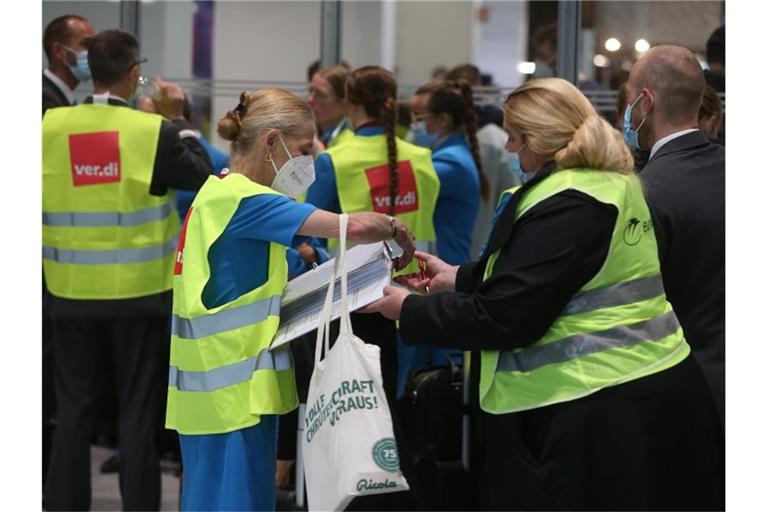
265, 152, 272, 162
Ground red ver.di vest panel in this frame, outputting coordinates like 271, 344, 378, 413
364, 161, 419, 215
174, 207, 194, 276
68, 131, 122, 186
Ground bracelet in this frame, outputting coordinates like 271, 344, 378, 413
387, 215, 397, 239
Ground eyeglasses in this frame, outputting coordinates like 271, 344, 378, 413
128, 57, 148, 72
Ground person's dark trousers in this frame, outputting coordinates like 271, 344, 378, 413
42, 279, 56, 486
44, 316, 168, 511
480, 355, 724, 510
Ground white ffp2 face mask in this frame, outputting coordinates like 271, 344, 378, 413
269, 135, 316, 198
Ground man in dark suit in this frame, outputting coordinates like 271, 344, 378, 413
41, 14, 95, 489
626, 45, 725, 426
43, 14, 95, 117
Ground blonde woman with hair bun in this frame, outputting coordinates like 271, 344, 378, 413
503, 77, 634, 177
366, 78, 723, 509
165, 88, 417, 511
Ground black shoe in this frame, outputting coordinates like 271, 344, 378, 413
100, 453, 121, 474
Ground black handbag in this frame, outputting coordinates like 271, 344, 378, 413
400, 354, 464, 461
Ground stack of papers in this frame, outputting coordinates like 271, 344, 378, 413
271, 242, 392, 349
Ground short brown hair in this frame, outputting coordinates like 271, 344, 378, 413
532, 23, 557, 49
631, 45, 705, 125
87, 29, 140, 87
445, 64, 481, 86
43, 15, 88, 61
315, 65, 349, 100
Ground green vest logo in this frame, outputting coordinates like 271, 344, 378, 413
623, 217, 652, 246
372, 438, 399, 472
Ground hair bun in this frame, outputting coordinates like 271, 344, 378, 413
217, 91, 255, 142
217, 110, 242, 142
555, 113, 634, 173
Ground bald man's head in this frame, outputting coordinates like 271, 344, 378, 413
627, 45, 705, 126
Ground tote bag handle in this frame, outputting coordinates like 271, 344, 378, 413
314, 213, 353, 365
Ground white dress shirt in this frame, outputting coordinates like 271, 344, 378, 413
44, 69, 75, 105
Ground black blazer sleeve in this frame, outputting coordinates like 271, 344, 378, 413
456, 262, 480, 293
399, 190, 617, 351
149, 118, 213, 196
42, 75, 70, 118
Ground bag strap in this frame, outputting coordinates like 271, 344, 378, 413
314, 213, 352, 364
337, 213, 353, 336
314, 262, 336, 365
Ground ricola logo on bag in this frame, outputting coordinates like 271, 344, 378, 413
68, 131, 121, 186
365, 160, 419, 214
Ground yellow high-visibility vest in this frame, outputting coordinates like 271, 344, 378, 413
166, 174, 297, 435
325, 132, 440, 274
42, 104, 178, 299
479, 169, 689, 413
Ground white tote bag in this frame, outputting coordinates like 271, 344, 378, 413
302, 214, 409, 511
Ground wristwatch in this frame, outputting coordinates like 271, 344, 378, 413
387, 215, 397, 239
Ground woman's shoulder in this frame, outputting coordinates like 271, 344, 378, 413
433, 141, 476, 168
395, 137, 433, 157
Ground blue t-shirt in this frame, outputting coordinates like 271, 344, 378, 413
286, 237, 330, 280
201, 192, 316, 309
432, 133, 481, 265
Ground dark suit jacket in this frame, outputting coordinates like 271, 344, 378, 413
641, 130, 725, 424
43, 73, 71, 117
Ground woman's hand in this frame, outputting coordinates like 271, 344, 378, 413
394, 251, 458, 294
391, 218, 415, 271
361, 285, 410, 320
297, 210, 416, 269
296, 242, 317, 264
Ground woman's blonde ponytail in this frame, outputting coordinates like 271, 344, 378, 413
505, 78, 635, 175
555, 114, 634, 174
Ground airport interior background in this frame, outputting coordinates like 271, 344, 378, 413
40, 1, 726, 509
43, 0, 725, 157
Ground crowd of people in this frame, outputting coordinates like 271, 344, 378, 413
42, 13, 725, 512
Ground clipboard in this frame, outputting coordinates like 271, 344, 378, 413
271, 241, 393, 349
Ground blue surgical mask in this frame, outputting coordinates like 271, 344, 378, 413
623, 94, 647, 151
64, 46, 91, 82
509, 144, 535, 184
410, 121, 437, 149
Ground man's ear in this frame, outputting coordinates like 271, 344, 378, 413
641, 88, 655, 116
52, 41, 67, 64
129, 64, 139, 83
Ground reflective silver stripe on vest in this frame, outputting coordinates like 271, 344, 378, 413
496, 310, 681, 373
168, 348, 293, 392
42, 236, 178, 265
171, 295, 281, 340
562, 275, 665, 316
43, 202, 175, 227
